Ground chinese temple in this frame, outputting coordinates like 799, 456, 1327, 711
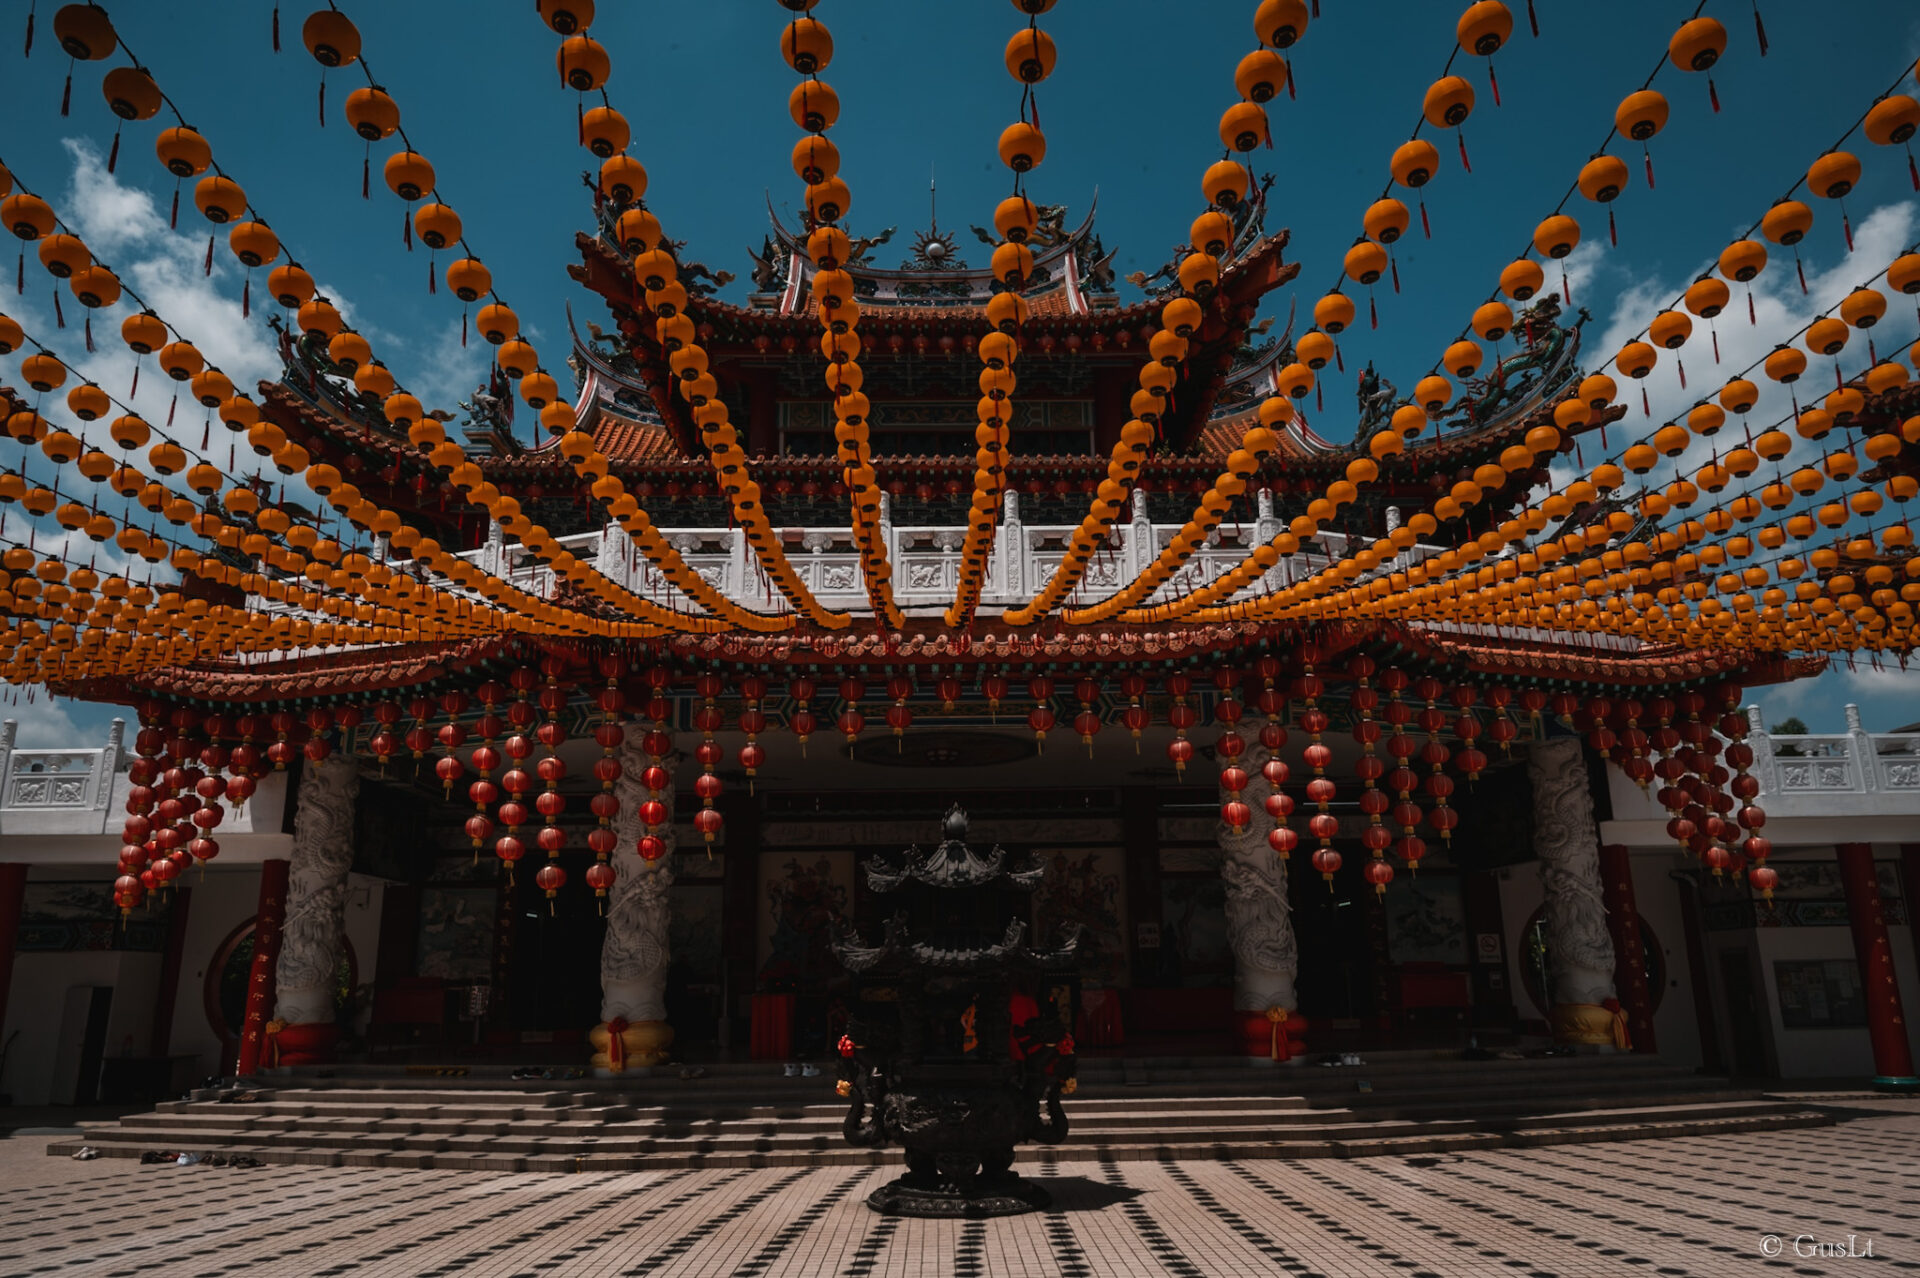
1, 0, 1919, 1121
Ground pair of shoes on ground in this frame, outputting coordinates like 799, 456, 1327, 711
213, 1090, 260, 1104
677, 1066, 707, 1081
781, 1063, 822, 1077
70, 1146, 99, 1161
137, 1149, 263, 1168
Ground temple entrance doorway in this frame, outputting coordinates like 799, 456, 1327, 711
1289, 847, 1382, 1043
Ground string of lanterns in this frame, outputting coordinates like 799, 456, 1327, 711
520, 2, 844, 628
945, 0, 1059, 630
1007, 0, 1304, 626
777, 1, 904, 629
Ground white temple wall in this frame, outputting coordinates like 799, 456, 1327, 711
2, 948, 160, 1106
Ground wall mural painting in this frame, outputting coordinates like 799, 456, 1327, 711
1032, 848, 1128, 988
671, 885, 725, 980
1699, 858, 1906, 930
19, 881, 169, 952
1158, 877, 1231, 988
757, 852, 853, 992
1382, 873, 1469, 965
415, 887, 495, 982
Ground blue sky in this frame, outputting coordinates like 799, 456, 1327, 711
4, 0, 1920, 743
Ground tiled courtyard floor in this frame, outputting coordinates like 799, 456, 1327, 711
2, 1097, 1914, 1277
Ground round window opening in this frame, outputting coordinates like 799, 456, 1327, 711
205, 920, 357, 1040
1517, 906, 1664, 1019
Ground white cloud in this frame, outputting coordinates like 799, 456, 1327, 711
1587, 199, 1918, 478
0, 688, 125, 749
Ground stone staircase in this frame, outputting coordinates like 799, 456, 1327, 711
48, 1052, 1830, 1171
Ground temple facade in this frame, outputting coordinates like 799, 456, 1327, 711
1, 705, 1917, 1105
5, 197, 1918, 1104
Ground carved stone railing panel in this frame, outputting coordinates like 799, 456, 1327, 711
3, 749, 112, 810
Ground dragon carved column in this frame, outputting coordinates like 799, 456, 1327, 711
1527, 735, 1620, 1046
271, 754, 360, 1065
593, 721, 675, 1071
1219, 744, 1300, 1058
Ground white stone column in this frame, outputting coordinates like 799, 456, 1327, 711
1527, 735, 1618, 1045
274, 754, 361, 1034
1219, 745, 1298, 1021
594, 722, 675, 1070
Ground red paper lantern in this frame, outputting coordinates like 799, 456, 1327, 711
535, 863, 567, 897
1267, 826, 1298, 857
1311, 847, 1342, 883
1363, 858, 1394, 893
693, 807, 724, 843
638, 834, 668, 861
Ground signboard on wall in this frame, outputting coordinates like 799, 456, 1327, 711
1773, 959, 1867, 1028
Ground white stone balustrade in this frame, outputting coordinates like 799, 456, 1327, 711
473, 488, 1446, 618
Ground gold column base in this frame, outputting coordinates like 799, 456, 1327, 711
589, 1019, 675, 1071
1549, 1002, 1618, 1046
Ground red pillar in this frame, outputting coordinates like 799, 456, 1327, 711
0, 863, 27, 1039
235, 859, 290, 1077
1835, 843, 1919, 1090
1902, 845, 1920, 992
1598, 845, 1657, 1053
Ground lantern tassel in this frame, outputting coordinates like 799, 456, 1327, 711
1457, 130, 1471, 173
1747, 288, 1755, 326
461, 309, 468, 347
1368, 292, 1378, 330
1796, 253, 1807, 294
403, 207, 412, 250
1315, 382, 1322, 413
1526, 0, 1539, 36
1488, 60, 1501, 107
1711, 325, 1720, 363
1334, 344, 1344, 373
130, 361, 139, 398
1608, 206, 1617, 247
242, 276, 251, 318
205, 234, 216, 277
1842, 208, 1854, 253
272, 4, 280, 51
169, 187, 179, 230
54, 288, 64, 329
167, 393, 176, 427
1708, 76, 1720, 113
1677, 358, 1686, 390
317, 76, 325, 128
428, 258, 436, 294
84, 314, 94, 353
1643, 147, 1655, 190
1752, 2, 1768, 55
61, 68, 71, 117
1908, 148, 1919, 191
23, 3, 33, 56
108, 127, 120, 174
1389, 255, 1401, 294
1286, 69, 1295, 101
200, 420, 209, 449
1419, 200, 1431, 239
362, 152, 370, 200
1561, 265, 1571, 306
1642, 386, 1650, 417
15, 248, 23, 295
